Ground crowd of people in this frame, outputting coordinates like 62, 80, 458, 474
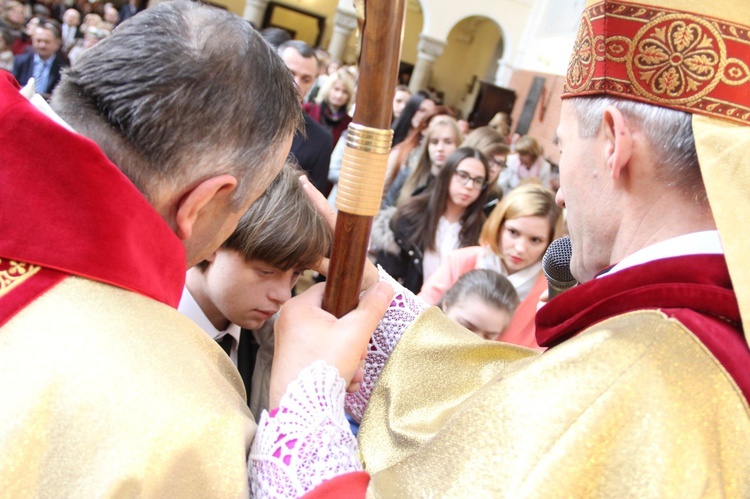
1, 0, 126, 97
257, 25, 560, 346
1, 0, 748, 497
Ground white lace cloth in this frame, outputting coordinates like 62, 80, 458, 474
248, 361, 360, 498
248, 268, 428, 498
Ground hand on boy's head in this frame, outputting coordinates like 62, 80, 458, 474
300, 174, 337, 230
299, 174, 379, 290
268, 280, 394, 408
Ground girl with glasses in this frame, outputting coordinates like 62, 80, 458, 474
419, 184, 564, 348
371, 147, 489, 293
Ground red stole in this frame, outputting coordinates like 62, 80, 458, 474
536, 254, 750, 403
0, 72, 186, 326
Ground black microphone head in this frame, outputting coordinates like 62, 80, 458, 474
542, 237, 576, 290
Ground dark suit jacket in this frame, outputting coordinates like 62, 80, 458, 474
12, 51, 69, 94
290, 113, 333, 195
119, 3, 139, 24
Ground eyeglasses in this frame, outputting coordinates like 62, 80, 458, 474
453, 170, 486, 190
489, 158, 507, 169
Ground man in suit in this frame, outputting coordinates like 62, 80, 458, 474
279, 40, 334, 195
118, 0, 139, 25
60, 8, 81, 54
12, 19, 68, 98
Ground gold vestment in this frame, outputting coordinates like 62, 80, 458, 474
0, 277, 255, 497
359, 308, 750, 497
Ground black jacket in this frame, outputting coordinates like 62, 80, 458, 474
290, 113, 333, 195
371, 207, 424, 293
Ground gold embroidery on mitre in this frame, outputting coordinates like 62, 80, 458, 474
628, 14, 725, 104
724, 58, 750, 85
564, 1, 750, 125
606, 36, 632, 62
566, 15, 597, 91
0, 259, 41, 298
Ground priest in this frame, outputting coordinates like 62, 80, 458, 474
0, 1, 300, 495
249, 0, 750, 496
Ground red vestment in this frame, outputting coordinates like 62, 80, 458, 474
0, 72, 185, 323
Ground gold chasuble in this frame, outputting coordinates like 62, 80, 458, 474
0, 73, 255, 496
357, 0, 750, 494
0, 278, 255, 496
311, 0, 750, 495
359, 307, 750, 497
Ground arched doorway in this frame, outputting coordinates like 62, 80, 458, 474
431, 16, 503, 109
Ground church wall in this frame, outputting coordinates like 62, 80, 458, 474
507, 69, 565, 164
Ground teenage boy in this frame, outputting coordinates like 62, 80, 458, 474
179, 163, 331, 417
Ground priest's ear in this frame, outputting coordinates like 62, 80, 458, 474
602, 105, 633, 180
175, 175, 238, 242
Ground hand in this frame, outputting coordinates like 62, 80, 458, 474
299, 175, 379, 290
269, 281, 394, 408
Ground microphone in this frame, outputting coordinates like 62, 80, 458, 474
542, 237, 577, 299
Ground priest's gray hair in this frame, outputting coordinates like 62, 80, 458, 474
52, 0, 302, 208
569, 96, 706, 205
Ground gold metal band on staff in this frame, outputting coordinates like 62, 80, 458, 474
336, 123, 393, 216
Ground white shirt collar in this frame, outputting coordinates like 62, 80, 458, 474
21, 79, 76, 132
603, 230, 723, 277
476, 247, 542, 301
178, 286, 240, 363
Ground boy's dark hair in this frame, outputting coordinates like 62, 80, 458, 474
198, 162, 331, 271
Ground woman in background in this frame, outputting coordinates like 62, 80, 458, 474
0, 24, 15, 72
303, 68, 356, 147
391, 84, 411, 124
419, 184, 563, 348
384, 114, 462, 207
461, 126, 511, 213
383, 106, 453, 196
372, 147, 489, 293
498, 135, 551, 194
488, 111, 511, 141
390, 90, 435, 147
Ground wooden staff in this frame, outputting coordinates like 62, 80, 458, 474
322, 0, 405, 317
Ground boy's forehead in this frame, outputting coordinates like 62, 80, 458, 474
229, 252, 308, 272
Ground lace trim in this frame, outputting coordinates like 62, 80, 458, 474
248, 269, 428, 497
345, 267, 429, 421
249, 361, 361, 497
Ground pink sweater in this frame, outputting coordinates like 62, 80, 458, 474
418, 246, 545, 349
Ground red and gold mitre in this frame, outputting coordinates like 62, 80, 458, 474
562, 0, 750, 347
562, 0, 750, 124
